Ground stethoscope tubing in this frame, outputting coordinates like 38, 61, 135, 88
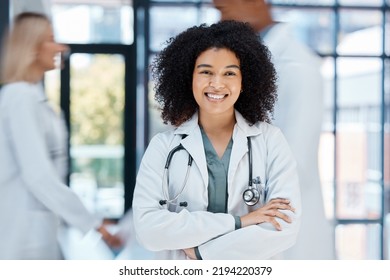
162, 148, 193, 204
160, 136, 261, 207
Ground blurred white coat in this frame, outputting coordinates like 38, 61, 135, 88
264, 23, 334, 259
0, 82, 101, 259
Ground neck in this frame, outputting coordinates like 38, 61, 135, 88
198, 110, 236, 159
26, 65, 45, 83
198, 111, 236, 136
253, 2, 275, 33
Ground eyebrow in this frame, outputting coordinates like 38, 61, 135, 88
196, 64, 240, 69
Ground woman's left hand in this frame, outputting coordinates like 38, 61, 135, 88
240, 198, 295, 230
183, 248, 197, 260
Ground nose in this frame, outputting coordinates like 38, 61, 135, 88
209, 75, 225, 90
54, 43, 70, 69
58, 43, 70, 60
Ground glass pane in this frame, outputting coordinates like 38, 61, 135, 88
272, 8, 335, 54
386, 214, 390, 259
339, 0, 383, 6
269, 0, 335, 4
150, 6, 198, 52
52, 1, 133, 44
338, 9, 383, 56
199, 5, 220, 25
319, 132, 335, 219
320, 57, 336, 219
387, 12, 390, 56
336, 57, 383, 219
69, 54, 125, 219
322, 57, 335, 131
385, 59, 390, 231
149, 5, 219, 52
336, 224, 381, 259
386, 59, 390, 190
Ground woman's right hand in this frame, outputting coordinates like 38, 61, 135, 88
240, 198, 295, 231
97, 224, 124, 249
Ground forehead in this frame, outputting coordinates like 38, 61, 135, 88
41, 24, 54, 37
196, 48, 239, 64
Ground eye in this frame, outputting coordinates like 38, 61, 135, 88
225, 71, 237, 76
199, 70, 212, 75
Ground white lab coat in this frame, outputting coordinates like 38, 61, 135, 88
263, 23, 334, 259
132, 111, 301, 260
0, 82, 101, 259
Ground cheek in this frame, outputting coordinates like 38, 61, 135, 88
230, 79, 242, 94
192, 77, 204, 94
38, 46, 56, 63
192, 80, 206, 105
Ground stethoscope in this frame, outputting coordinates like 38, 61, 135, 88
159, 142, 193, 207
159, 136, 267, 207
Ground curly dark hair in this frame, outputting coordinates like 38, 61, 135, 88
152, 20, 277, 126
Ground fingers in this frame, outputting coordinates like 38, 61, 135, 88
269, 219, 282, 231
266, 198, 295, 213
240, 198, 296, 229
273, 210, 292, 223
264, 209, 291, 222
183, 248, 197, 260
106, 234, 124, 249
261, 198, 294, 231
258, 210, 290, 231
97, 225, 124, 249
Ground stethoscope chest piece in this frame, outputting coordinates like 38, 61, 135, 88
242, 176, 265, 206
243, 186, 260, 206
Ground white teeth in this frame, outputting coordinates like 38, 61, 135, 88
206, 93, 225, 100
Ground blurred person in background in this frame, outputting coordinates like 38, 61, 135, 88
0, 12, 120, 259
213, 0, 334, 259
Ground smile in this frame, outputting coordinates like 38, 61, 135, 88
205, 92, 227, 100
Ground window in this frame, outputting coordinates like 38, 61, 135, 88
46, 0, 136, 219
52, 0, 133, 45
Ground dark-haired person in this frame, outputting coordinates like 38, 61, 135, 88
0, 12, 120, 259
213, 0, 334, 260
132, 20, 301, 260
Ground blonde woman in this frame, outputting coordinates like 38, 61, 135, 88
0, 12, 118, 259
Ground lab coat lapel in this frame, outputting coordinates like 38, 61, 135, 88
182, 129, 208, 188
228, 127, 248, 186
175, 113, 209, 188
228, 111, 262, 186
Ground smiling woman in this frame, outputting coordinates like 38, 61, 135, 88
152, 20, 277, 127
192, 48, 242, 158
0, 13, 68, 84
132, 20, 302, 260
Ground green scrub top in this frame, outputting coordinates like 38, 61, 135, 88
200, 128, 233, 213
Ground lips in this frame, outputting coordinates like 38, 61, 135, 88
205, 92, 227, 100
